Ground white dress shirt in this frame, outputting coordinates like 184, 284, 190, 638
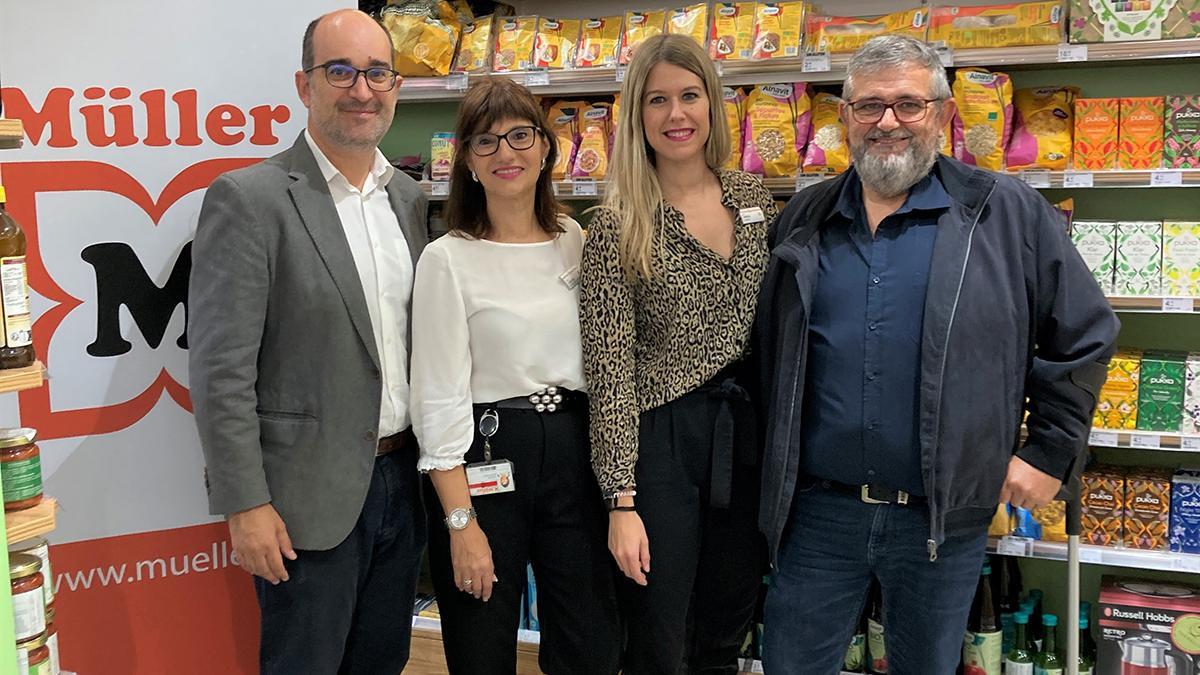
410, 217, 586, 472
305, 130, 412, 438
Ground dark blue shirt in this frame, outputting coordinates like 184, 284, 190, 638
799, 172, 950, 496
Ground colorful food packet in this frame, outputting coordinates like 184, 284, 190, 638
803, 92, 849, 174
988, 504, 1012, 537
741, 83, 811, 177
1166, 95, 1200, 169
620, 10, 666, 65
1012, 507, 1043, 539
1032, 500, 1068, 542
952, 68, 1014, 171
547, 101, 584, 180
575, 16, 623, 68
430, 132, 455, 181
929, 2, 1064, 49
382, 0, 462, 77
667, 3, 709, 48
940, 115, 956, 157
492, 15, 538, 73
1073, 98, 1119, 170
1007, 86, 1078, 171
453, 15, 494, 73
709, 2, 757, 61
750, 2, 804, 59
803, 8, 928, 54
723, 87, 747, 170
1119, 97, 1165, 170
571, 104, 611, 179
534, 17, 580, 69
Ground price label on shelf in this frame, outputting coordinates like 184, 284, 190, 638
1020, 170, 1052, 188
1089, 430, 1119, 447
445, 73, 469, 91
802, 52, 831, 73
430, 182, 450, 197
1151, 170, 1184, 187
1175, 556, 1200, 573
1183, 436, 1200, 451
615, 67, 627, 83
1130, 433, 1162, 449
572, 181, 598, 196
1063, 171, 1094, 188
740, 658, 765, 673
1057, 43, 1088, 62
935, 45, 954, 67
525, 71, 550, 87
1079, 547, 1102, 564
795, 174, 825, 191
998, 536, 1032, 557
1163, 297, 1195, 312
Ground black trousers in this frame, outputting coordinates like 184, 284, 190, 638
621, 371, 767, 675
255, 447, 427, 675
425, 402, 621, 675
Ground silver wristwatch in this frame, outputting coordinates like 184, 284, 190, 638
444, 506, 477, 531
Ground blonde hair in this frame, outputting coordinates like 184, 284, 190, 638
603, 34, 729, 279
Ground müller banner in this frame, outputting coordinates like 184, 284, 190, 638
0, 1, 347, 672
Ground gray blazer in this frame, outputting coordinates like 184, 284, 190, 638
188, 133, 428, 550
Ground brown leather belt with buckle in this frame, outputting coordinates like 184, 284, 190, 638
377, 428, 415, 456
821, 480, 927, 507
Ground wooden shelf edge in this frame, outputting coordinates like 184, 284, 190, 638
0, 361, 46, 394
5, 497, 57, 545
0, 118, 24, 150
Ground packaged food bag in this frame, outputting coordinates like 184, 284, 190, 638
547, 101, 584, 180
952, 68, 1014, 171
620, 11, 666, 65
571, 104, 611, 179
803, 92, 849, 174
575, 16, 623, 68
723, 87, 747, 170
493, 15, 538, 73
803, 8, 928, 54
750, 1, 804, 59
741, 83, 811, 178
709, 2, 757, 61
929, 1, 1064, 49
1006, 86, 1078, 171
382, 0, 462, 77
667, 3, 709, 47
453, 15, 495, 73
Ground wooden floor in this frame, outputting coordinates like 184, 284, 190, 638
404, 629, 542, 674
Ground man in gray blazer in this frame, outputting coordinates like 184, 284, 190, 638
188, 9, 428, 673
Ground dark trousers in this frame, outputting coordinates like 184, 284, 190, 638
621, 375, 767, 675
762, 481, 990, 675
425, 403, 621, 675
255, 447, 427, 675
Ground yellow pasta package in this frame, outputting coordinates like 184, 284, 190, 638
929, 2, 1065, 49
751, 2, 805, 59
668, 4, 709, 47
382, 0, 462, 77
1007, 86, 1078, 171
620, 11, 666, 65
940, 116, 955, 157
952, 68, 1014, 171
723, 87, 747, 170
803, 92, 849, 174
534, 18, 580, 69
742, 83, 811, 178
453, 15, 494, 73
547, 100, 584, 180
575, 17, 623, 68
803, 8, 928, 54
988, 504, 1012, 537
493, 16, 538, 73
572, 105, 611, 179
709, 2, 757, 61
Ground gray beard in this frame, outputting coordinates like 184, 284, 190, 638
851, 131, 941, 199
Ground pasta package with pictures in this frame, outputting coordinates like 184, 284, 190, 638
1007, 86, 1078, 171
803, 93, 849, 174
952, 68, 1014, 171
741, 83, 811, 177
382, 0, 463, 77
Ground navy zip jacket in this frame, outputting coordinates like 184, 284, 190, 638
754, 155, 1120, 565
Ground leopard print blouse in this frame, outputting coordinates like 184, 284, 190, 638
580, 169, 778, 494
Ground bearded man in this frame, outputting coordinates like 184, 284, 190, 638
753, 35, 1118, 674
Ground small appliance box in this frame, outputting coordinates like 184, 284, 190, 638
1098, 575, 1200, 675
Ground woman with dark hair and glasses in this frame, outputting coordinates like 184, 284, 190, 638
409, 78, 620, 674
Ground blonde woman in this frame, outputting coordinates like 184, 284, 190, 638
411, 78, 620, 674
580, 34, 775, 672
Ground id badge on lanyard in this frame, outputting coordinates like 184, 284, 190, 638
466, 409, 515, 496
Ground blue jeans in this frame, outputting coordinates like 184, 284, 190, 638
763, 481, 989, 675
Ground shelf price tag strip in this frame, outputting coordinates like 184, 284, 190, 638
1057, 43, 1088, 62
525, 71, 550, 87
445, 73, 469, 91
1020, 170, 1052, 188
1130, 433, 1162, 450
795, 175, 825, 192
572, 180, 598, 196
1079, 547, 1102, 564
1090, 430, 1119, 447
1163, 297, 1194, 313
998, 536, 1033, 557
1151, 170, 1183, 187
1184, 436, 1200, 451
431, 182, 449, 197
1063, 171, 1094, 188
802, 52, 831, 73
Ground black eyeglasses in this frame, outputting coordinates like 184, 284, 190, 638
468, 126, 541, 156
304, 62, 400, 92
846, 98, 942, 124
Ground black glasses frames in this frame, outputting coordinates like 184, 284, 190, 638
304, 62, 400, 92
468, 126, 543, 157
846, 98, 943, 124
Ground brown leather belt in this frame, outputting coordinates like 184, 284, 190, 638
377, 428, 415, 456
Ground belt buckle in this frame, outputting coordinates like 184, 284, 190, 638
529, 386, 563, 413
860, 485, 908, 505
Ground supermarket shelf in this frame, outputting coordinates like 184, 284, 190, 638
1108, 296, 1200, 313
0, 118, 23, 150
4, 498, 57, 545
396, 38, 1200, 102
988, 536, 1200, 574
0, 361, 45, 394
1088, 427, 1200, 452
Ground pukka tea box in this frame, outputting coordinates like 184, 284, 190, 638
1073, 98, 1119, 170
1171, 468, 1200, 554
1095, 349, 1141, 430
1166, 94, 1200, 169
1124, 468, 1172, 551
1186, 353, 1200, 436
1115, 221, 1162, 296
1118, 97, 1165, 170
1164, 221, 1200, 297
1082, 465, 1126, 547
1136, 351, 1187, 433
1072, 220, 1117, 294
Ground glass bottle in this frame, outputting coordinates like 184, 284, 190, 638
0, 186, 35, 370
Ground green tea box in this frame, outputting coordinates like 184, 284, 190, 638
1164, 222, 1200, 297
1072, 220, 1117, 294
1116, 221, 1163, 296
1137, 351, 1187, 433
1185, 352, 1200, 436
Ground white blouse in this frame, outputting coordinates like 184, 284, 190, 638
411, 217, 586, 472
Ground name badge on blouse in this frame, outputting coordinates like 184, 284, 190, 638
738, 207, 765, 224
560, 264, 581, 290
467, 409, 515, 496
